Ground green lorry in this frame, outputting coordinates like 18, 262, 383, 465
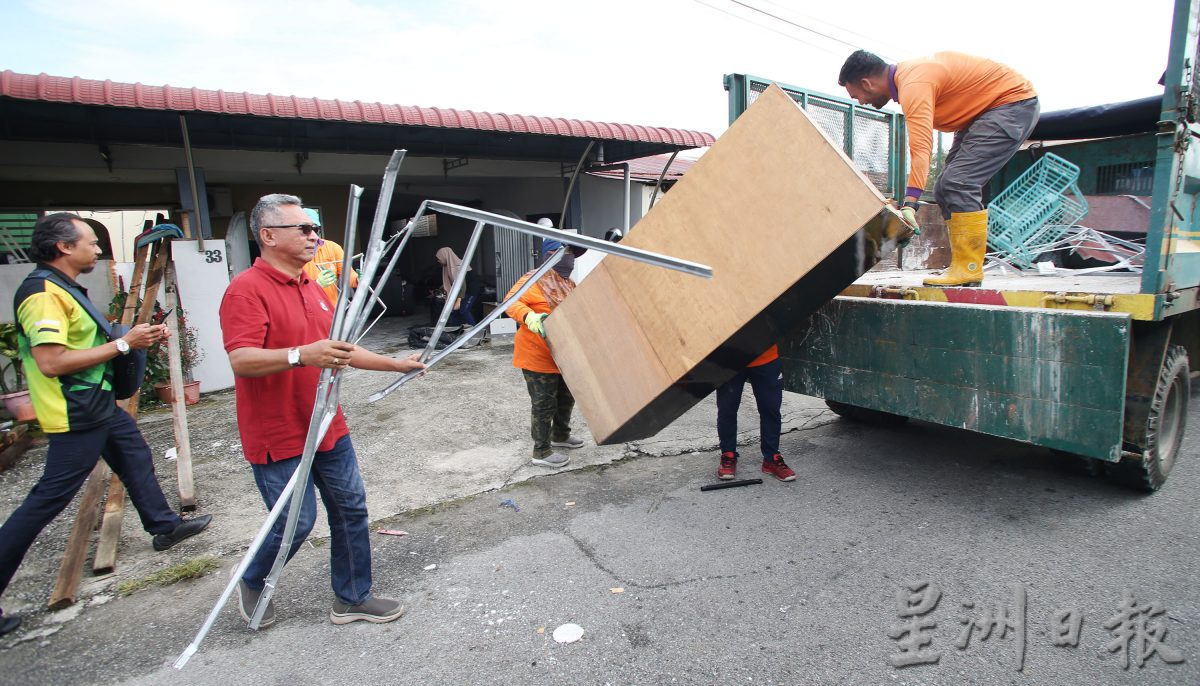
725, 0, 1200, 491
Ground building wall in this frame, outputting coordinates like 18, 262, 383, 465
480, 178, 565, 224
225, 183, 352, 246
580, 175, 634, 239
0, 261, 115, 324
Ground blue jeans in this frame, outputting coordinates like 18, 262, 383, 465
716, 358, 783, 459
0, 409, 182, 595
242, 434, 373, 606
449, 293, 479, 327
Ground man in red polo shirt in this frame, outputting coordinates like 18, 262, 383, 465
219, 193, 424, 628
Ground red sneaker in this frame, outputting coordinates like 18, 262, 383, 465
717, 451, 738, 480
762, 454, 796, 482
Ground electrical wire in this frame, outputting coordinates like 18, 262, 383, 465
752, 0, 905, 57
726, 0, 863, 51
688, 0, 847, 57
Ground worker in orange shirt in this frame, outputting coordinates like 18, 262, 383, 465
839, 50, 1039, 286
716, 344, 795, 482
505, 229, 586, 468
299, 208, 359, 304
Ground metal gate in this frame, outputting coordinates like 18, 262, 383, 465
492, 210, 535, 301
724, 73, 907, 201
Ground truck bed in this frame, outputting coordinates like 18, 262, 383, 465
839, 268, 1156, 320
854, 268, 1143, 294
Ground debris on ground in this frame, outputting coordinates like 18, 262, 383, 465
115, 555, 220, 596
552, 623, 585, 644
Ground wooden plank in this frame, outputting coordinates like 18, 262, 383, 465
91, 474, 125, 575
164, 263, 196, 510
92, 241, 169, 574
89, 244, 150, 576
121, 244, 150, 326
547, 83, 891, 444
136, 245, 170, 325
49, 461, 108, 609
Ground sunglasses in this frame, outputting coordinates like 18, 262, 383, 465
264, 223, 321, 236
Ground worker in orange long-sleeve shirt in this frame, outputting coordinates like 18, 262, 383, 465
839, 50, 1039, 287
504, 226, 588, 469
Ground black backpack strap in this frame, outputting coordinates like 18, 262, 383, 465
26, 268, 115, 339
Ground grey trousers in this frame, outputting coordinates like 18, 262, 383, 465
933, 97, 1040, 219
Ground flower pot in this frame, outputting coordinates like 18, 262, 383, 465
1, 390, 37, 422
153, 380, 201, 405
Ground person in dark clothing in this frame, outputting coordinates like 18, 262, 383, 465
435, 247, 482, 327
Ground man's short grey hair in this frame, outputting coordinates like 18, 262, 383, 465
249, 193, 303, 247
29, 212, 83, 262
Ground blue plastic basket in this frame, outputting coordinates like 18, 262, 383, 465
987, 153, 1089, 269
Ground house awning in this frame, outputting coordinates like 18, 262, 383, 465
0, 70, 715, 163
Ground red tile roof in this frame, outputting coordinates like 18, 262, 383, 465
588, 154, 699, 182
0, 70, 715, 148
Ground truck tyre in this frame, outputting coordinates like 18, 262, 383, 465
1109, 345, 1189, 492
824, 400, 909, 427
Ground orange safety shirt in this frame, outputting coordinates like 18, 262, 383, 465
892, 52, 1036, 198
504, 272, 572, 374
301, 239, 359, 305
748, 344, 779, 368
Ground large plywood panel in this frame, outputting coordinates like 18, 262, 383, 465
548, 84, 897, 444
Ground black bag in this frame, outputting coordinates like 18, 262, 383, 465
26, 269, 148, 400
407, 325, 461, 350
106, 322, 149, 400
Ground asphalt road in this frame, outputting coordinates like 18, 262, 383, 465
3, 390, 1198, 686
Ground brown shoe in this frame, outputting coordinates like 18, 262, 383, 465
330, 595, 406, 625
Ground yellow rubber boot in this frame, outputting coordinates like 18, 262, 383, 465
923, 210, 988, 287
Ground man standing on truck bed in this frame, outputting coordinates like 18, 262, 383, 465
838, 50, 1039, 286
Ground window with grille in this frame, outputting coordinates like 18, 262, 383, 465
1096, 161, 1154, 194
0, 213, 37, 263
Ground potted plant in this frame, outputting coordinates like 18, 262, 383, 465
0, 323, 37, 421
148, 305, 204, 405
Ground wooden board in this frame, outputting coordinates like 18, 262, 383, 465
164, 263, 196, 511
93, 242, 169, 574
547, 83, 895, 444
49, 462, 108, 609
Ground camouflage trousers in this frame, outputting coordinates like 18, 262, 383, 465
521, 370, 575, 458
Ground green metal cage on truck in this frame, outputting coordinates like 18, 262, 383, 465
724, 0, 1200, 491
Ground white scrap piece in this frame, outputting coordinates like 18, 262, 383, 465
552, 623, 584, 644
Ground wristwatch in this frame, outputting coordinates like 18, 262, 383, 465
287, 347, 304, 367
115, 338, 130, 355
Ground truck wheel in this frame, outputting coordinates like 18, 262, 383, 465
1108, 345, 1189, 492
825, 400, 909, 427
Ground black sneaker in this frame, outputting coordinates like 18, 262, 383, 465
0, 612, 20, 637
330, 595, 406, 625
152, 514, 213, 552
